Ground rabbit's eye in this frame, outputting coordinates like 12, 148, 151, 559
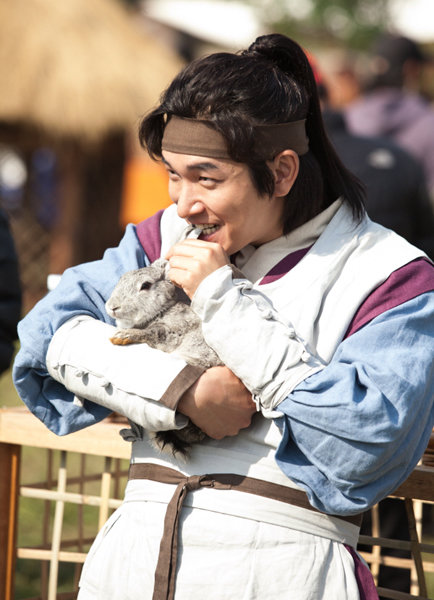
140, 281, 152, 291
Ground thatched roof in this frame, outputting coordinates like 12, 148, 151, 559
0, 0, 183, 142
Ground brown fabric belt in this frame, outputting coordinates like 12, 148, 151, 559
129, 463, 362, 600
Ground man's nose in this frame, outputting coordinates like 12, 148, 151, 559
176, 184, 204, 219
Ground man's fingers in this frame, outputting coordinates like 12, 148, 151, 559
167, 255, 199, 271
165, 239, 219, 259
166, 265, 196, 290
165, 239, 230, 298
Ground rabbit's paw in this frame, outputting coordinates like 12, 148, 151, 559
110, 329, 138, 345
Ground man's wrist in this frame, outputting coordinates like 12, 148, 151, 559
165, 365, 205, 412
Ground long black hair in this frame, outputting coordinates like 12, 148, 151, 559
139, 33, 365, 235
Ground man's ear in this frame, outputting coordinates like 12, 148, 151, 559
268, 150, 300, 197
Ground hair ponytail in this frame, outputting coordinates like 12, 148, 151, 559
244, 34, 365, 225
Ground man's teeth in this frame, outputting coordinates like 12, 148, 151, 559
197, 224, 220, 234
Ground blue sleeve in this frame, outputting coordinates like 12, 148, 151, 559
275, 291, 434, 515
12, 225, 150, 435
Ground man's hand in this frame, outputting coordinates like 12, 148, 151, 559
178, 366, 256, 439
166, 239, 229, 299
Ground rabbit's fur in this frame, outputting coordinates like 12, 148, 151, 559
105, 258, 222, 456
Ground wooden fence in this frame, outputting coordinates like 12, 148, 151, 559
0, 407, 433, 600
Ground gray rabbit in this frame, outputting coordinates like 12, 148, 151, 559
105, 258, 222, 456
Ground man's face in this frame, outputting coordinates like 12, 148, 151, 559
162, 151, 285, 256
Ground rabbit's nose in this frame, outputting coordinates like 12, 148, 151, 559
106, 302, 119, 317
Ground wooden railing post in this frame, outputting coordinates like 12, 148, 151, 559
0, 442, 21, 600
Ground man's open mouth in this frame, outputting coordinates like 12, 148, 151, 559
196, 224, 221, 234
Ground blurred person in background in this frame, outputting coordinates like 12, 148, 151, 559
309, 52, 434, 259
316, 48, 364, 111
0, 207, 21, 374
345, 33, 434, 203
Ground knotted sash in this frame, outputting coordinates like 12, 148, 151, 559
128, 463, 362, 600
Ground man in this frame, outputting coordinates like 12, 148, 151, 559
346, 33, 434, 203
0, 207, 21, 374
309, 47, 434, 258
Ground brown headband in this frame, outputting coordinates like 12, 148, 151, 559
161, 116, 309, 160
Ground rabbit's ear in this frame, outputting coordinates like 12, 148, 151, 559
152, 258, 168, 269
152, 258, 170, 278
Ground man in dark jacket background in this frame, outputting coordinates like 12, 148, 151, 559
323, 107, 434, 258
309, 48, 434, 259
0, 207, 21, 375
345, 33, 434, 203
